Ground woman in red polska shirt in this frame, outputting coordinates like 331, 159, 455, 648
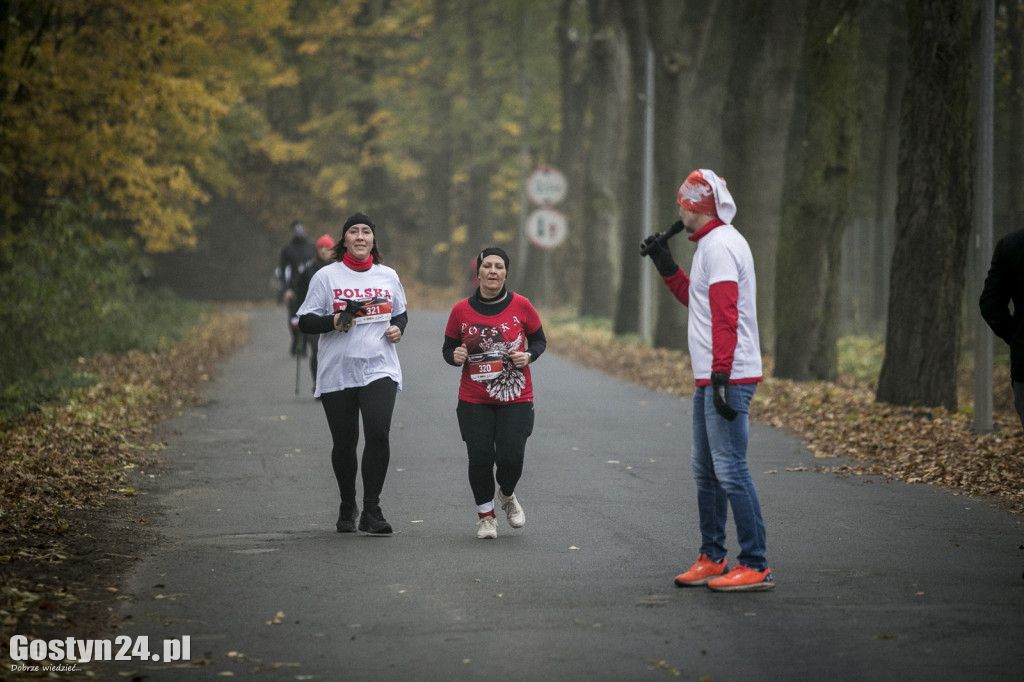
442, 247, 546, 540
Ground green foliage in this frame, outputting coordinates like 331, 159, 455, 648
0, 206, 210, 419
0, 372, 97, 423
837, 335, 885, 384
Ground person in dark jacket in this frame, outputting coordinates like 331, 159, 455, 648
980, 227, 1024, 434
291, 234, 337, 392
278, 221, 316, 356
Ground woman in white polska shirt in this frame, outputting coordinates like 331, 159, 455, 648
297, 213, 407, 536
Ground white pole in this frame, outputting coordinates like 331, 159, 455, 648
640, 40, 655, 344
973, 0, 994, 432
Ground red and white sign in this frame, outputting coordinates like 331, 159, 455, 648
525, 208, 567, 249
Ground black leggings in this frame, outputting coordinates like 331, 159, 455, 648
306, 334, 319, 383
320, 377, 398, 507
456, 401, 534, 506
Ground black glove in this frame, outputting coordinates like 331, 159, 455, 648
711, 372, 738, 421
640, 227, 680, 277
336, 299, 365, 328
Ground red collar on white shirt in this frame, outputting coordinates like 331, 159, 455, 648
688, 217, 725, 242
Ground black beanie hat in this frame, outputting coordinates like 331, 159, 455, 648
343, 212, 375, 234
476, 246, 510, 271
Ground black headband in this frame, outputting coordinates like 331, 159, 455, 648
343, 212, 375, 234
477, 247, 509, 271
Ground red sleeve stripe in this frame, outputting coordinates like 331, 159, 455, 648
709, 280, 738, 374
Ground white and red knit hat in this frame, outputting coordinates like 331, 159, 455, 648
676, 169, 736, 224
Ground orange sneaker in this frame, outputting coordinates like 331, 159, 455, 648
707, 565, 775, 592
674, 553, 729, 587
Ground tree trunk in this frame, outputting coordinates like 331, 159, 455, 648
864, 3, 906, 334
417, 0, 456, 287
773, 0, 862, 381
462, 1, 498, 268
876, 0, 974, 410
579, 2, 629, 319
650, 14, 688, 351
613, 0, 648, 336
647, 0, 720, 350
721, 0, 806, 353
1006, 0, 1023, 233
352, 1, 393, 237
546, 0, 592, 310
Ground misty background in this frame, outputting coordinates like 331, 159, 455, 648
1, 0, 1021, 414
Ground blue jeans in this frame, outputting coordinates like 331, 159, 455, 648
691, 382, 768, 570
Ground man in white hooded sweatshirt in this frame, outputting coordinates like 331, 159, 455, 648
642, 169, 774, 592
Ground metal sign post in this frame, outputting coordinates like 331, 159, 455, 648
523, 166, 568, 308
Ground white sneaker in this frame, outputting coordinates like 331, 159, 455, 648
497, 491, 525, 528
476, 515, 498, 539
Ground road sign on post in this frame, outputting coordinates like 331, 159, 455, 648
524, 166, 567, 252
525, 166, 567, 207
525, 208, 567, 249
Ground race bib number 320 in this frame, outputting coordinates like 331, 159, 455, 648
467, 351, 504, 382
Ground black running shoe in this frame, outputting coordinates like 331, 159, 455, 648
336, 502, 359, 533
358, 506, 393, 536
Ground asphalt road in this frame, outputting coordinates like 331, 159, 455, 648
102, 304, 1023, 681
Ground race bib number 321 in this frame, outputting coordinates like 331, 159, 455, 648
356, 298, 392, 324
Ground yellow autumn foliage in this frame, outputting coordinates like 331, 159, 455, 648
0, 0, 290, 252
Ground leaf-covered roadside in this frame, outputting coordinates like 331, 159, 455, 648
545, 321, 1024, 515
0, 308, 249, 674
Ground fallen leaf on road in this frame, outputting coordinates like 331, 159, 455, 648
650, 659, 681, 676
266, 610, 285, 625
